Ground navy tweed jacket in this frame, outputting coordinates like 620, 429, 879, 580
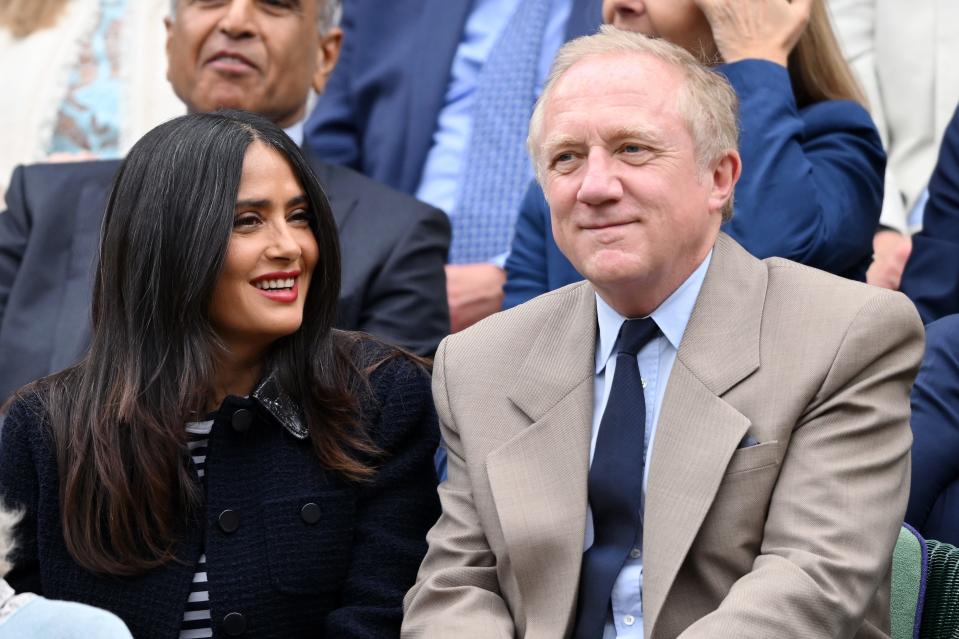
0, 341, 440, 639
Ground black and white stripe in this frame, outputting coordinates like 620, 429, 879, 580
180, 420, 213, 639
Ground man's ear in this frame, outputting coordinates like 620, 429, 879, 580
312, 27, 343, 94
707, 149, 741, 213
164, 16, 174, 82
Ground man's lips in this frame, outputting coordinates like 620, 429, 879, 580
205, 50, 258, 74
580, 220, 635, 231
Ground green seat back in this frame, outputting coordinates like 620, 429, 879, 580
892, 526, 926, 639
920, 539, 959, 639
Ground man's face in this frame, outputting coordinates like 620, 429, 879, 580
540, 53, 732, 316
166, 0, 339, 128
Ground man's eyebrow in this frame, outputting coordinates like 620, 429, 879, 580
541, 133, 582, 156
606, 125, 665, 146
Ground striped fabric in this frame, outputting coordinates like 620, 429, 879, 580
180, 420, 213, 639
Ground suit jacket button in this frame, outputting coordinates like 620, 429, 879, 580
300, 502, 321, 524
222, 612, 246, 636
231, 408, 253, 432
218, 509, 240, 533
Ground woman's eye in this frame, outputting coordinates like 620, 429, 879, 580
233, 214, 260, 228
288, 209, 312, 225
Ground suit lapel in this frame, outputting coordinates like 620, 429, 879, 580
643, 234, 767, 636
308, 160, 357, 232
401, 0, 472, 194
488, 283, 596, 633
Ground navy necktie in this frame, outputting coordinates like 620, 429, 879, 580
573, 317, 661, 639
450, 0, 551, 264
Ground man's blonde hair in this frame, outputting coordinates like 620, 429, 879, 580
528, 25, 740, 220
0, 506, 22, 577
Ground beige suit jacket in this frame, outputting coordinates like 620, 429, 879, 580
403, 235, 924, 639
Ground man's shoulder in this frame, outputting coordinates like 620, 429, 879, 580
14, 158, 122, 185
762, 255, 920, 333
441, 281, 593, 361
308, 157, 447, 223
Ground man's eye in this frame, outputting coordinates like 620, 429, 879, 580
621, 144, 644, 154
259, 0, 295, 9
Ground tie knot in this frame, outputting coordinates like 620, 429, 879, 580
616, 317, 660, 356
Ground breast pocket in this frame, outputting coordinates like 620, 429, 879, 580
262, 489, 356, 595
724, 440, 781, 475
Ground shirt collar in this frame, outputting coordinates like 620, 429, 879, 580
594, 249, 713, 374
0, 579, 13, 608
283, 119, 305, 147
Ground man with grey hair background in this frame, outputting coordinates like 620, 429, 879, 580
0, 0, 451, 405
403, 26, 923, 639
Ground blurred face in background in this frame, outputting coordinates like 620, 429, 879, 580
602, 0, 718, 62
165, 0, 341, 128
208, 141, 319, 356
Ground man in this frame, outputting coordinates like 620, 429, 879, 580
503, 0, 885, 310
0, 0, 450, 403
305, 0, 601, 331
403, 27, 923, 638
900, 104, 959, 324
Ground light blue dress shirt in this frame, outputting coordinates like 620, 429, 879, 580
587, 251, 712, 639
414, 0, 572, 265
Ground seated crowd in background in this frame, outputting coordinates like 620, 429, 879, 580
0, 0, 959, 637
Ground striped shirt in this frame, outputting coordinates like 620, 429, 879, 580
180, 420, 213, 639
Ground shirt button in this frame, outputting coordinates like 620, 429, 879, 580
641, 378, 647, 389
624, 614, 636, 626
630, 547, 642, 559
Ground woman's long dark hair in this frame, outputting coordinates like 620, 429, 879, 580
41, 110, 380, 575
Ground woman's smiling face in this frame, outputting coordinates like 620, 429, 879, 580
207, 140, 319, 356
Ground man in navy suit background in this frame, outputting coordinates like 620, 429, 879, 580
306, 0, 602, 331
0, 0, 451, 404
900, 104, 959, 324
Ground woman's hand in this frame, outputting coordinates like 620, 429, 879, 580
693, 0, 812, 67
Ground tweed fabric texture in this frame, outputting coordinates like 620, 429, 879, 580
0, 340, 441, 639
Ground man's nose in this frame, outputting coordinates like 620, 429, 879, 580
577, 149, 623, 205
219, 0, 257, 39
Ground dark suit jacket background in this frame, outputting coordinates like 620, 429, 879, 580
304, 0, 603, 197
0, 158, 450, 402
906, 314, 959, 545
900, 104, 959, 324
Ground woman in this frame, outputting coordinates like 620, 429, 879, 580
504, 0, 884, 308
0, 110, 440, 638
